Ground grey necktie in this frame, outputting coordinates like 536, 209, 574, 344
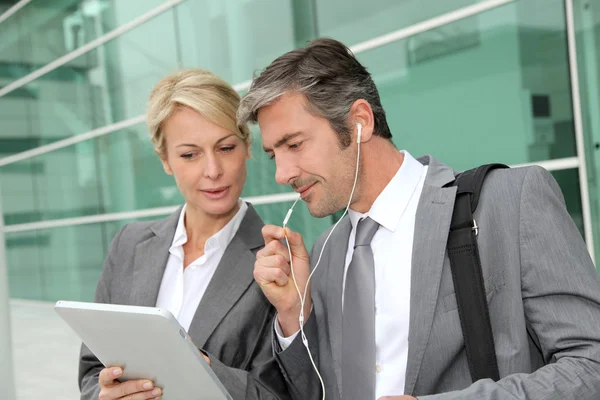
342, 216, 380, 400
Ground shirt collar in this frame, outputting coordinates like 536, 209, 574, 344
170, 200, 248, 255
349, 150, 426, 232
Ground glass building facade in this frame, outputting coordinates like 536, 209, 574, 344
1, 0, 600, 304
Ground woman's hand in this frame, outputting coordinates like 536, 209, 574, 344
98, 367, 162, 400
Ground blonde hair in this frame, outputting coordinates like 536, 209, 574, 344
147, 68, 250, 156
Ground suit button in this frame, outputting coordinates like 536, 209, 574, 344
376, 365, 382, 373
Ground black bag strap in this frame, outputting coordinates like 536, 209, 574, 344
446, 163, 508, 382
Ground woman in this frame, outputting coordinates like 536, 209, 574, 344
78, 69, 288, 400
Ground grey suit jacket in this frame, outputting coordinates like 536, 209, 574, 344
79, 203, 290, 400
275, 156, 600, 399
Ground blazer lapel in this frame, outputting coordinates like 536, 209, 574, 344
325, 217, 351, 398
187, 204, 264, 348
404, 156, 457, 395
129, 208, 181, 307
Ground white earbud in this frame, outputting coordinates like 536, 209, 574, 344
357, 122, 362, 144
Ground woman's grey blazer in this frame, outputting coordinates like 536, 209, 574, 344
78, 203, 289, 400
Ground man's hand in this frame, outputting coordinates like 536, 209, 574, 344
255, 225, 311, 336
98, 367, 162, 399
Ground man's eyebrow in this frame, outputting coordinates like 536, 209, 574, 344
263, 132, 303, 153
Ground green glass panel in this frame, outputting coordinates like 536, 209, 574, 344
0, 0, 168, 82
0, 0, 302, 157
350, 0, 576, 171
6, 222, 116, 301
315, 0, 493, 45
574, 0, 600, 264
0, 124, 170, 225
0, 3, 180, 157
552, 168, 584, 237
175, 0, 298, 84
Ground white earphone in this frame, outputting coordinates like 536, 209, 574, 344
284, 121, 363, 400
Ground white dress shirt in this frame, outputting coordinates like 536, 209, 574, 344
277, 151, 427, 398
155, 200, 248, 332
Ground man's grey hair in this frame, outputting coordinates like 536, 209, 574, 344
237, 38, 392, 148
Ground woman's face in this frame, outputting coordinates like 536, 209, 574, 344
160, 106, 249, 219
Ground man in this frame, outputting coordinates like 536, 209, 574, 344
238, 38, 600, 399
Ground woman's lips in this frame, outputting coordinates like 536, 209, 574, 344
201, 186, 230, 200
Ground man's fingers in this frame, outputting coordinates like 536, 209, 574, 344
262, 224, 285, 243
257, 238, 291, 263
260, 225, 307, 263
257, 254, 291, 275
254, 263, 290, 287
284, 228, 309, 261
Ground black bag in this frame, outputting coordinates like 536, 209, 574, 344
446, 163, 508, 382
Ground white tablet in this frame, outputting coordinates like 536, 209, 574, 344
55, 300, 232, 400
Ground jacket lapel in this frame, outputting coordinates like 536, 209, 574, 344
324, 217, 351, 398
404, 156, 457, 395
187, 204, 264, 348
129, 207, 181, 307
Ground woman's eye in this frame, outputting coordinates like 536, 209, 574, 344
220, 145, 236, 153
181, 153, 197, 160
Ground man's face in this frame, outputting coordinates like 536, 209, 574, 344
258, 92, 358, 218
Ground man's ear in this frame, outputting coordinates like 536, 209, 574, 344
350, 99, 374, 143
